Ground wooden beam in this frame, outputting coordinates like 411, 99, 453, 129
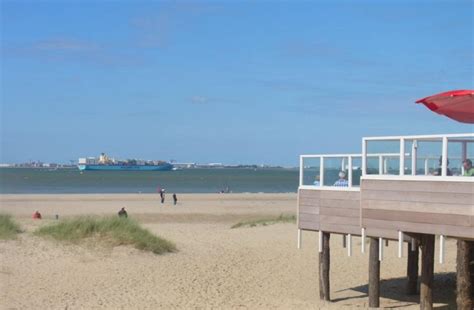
369, 237, 380, 308
456, 239, 473, 310
420, 234, 435, 310
406, 240, 419, 295
319, 232, 330, 301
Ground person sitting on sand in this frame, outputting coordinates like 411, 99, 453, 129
333, 171, 349, 187
118, 207, 128, 218
32, 210, 42, 219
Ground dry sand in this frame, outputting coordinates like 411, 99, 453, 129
0, 193, 457, 309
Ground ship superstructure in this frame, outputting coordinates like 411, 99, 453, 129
78, 153, 173, 171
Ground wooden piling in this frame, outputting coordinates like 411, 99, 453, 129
456, 239, 473, 310
471, 242, 474, 301
406, 241, 419, 295
369, 237, 380, 308
319, 232, 330, 301
420, 234, 434, 310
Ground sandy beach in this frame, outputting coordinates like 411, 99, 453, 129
0, 193, 457, 309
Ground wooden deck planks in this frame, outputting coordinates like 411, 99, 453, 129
299, 206, 319, 215
319, 223, 361, 235
299, 220, 320, 231
362, 218, 474, 240
362, 209, 470, 227
362, 179, 474, 194
363, 199, 473, 216
299, 213, 319, 223
320, 198, 360, 209
299, 179, 474, 239
320, 207, 359, 218
362, 190, 473, 205
298, 189, 361, 234
360, 179, 474, 239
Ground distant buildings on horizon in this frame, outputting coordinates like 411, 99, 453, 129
0, 161, 294, 169
0, 161, 76, 168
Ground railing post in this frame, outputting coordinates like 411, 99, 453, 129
299, 156, 304, 186
378, 155, 383, 175
411, 140, 417, 176
462, 141, 467, 175
441, 136, 448, 177
400, 138, 405, 176
320, 157, 325, 186
348, 156, 353, 188
362, 139, 367, 176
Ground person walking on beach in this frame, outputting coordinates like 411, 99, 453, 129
160, 189, 166, 204
173, 193, 177, 205
118, 207, 128, 218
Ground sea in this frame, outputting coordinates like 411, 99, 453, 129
0, 168, 300, 194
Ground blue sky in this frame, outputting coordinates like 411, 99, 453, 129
1, 0, 472, 165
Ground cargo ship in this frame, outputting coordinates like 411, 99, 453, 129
78, 153, 173, 171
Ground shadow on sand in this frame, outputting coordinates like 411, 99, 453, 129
333, 272, 456, 309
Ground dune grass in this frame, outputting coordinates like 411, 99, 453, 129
231, 214, 296, 229
0, 214, 22, 240
35, 216, 176, 255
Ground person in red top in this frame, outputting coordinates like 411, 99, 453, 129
32, 210, 42, 219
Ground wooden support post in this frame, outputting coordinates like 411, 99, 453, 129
361, 228, 366, 254
319, 232, 330, 301
471, 242, 474, 301
406, 241, 419, 295
297, 229, 302, 249
420, 234, 435, 310
456, 239, 473, 310
369, 237, 380, 308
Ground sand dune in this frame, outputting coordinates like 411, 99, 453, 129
0, 194, 457, 309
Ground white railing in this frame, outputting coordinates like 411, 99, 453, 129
299, 152, 405, 190
362, 133, 474, 181
299, 154, 360, 190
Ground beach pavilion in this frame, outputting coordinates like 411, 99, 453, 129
296, 90, 474, 309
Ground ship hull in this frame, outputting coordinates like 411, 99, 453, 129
78, 164, 173, 171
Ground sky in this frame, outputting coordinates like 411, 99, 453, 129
1, 0, 473, 166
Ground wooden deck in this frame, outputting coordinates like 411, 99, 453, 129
298, 189, 361, 235
360, 179, 474, 240
298, 179, 474, 240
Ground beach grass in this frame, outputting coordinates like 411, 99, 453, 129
35, 216, 176, 254
231, 214, 296, 229
0, 214, 22, 240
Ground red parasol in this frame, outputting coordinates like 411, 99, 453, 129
416, 89, 474, 123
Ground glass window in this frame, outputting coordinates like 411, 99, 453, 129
351, 157, 362, 187
302, 157, 321, 186
366, 140, 400, 175
323, 157, 349, 187
448, 137, 474, 177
